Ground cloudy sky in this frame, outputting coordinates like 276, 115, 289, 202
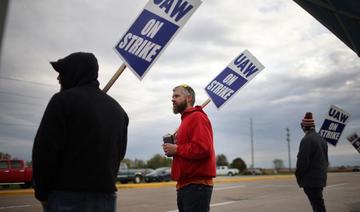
1, 0, 359, 168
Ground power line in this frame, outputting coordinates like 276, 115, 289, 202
0, 122, 36, 127
0, 76, 56, 101
0, 90, 49, 101
0, 76, 55, 87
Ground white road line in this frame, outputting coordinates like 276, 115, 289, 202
210, 201, 238, 207
327, 183, 347, 189
166, 201, 238, 212
166, 185, 244, 211
0, 205, 32, 210
214, 185, 246, 191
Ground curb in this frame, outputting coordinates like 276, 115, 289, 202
0, 189, 34, 197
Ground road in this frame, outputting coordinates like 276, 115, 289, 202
0, 172, 359, 211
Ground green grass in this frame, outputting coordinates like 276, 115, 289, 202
0, 184, 23, 190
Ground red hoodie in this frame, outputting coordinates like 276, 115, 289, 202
171, 106, 216, 186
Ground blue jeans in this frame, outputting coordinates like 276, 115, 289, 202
303, 187, 326, 212
177, 184, 213, 212
44, 191, 116, 212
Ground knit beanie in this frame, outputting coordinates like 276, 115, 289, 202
301, 112, 315, 127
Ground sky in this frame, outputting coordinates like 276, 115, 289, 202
0, 0, 359, 168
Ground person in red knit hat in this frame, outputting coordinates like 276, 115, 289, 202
296, 112, 329, 212
162, 84, 216, 212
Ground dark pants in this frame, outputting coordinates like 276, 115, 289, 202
177, 184, 213, 212
303, 187, 326, 212
44, 191, 116, 212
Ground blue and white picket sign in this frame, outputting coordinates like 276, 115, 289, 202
319, 105, 351, 146
114, 0, 202, 80
347, 133, 360, 154
204, 50, 265, 109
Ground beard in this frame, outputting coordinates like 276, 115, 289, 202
173, 100, 187, 114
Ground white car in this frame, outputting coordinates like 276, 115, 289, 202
216, 166, 239, 176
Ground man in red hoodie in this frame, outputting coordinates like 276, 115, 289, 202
162, 84, 216, 212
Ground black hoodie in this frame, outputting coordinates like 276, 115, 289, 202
32, 52, 128, 201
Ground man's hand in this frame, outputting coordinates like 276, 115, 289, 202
162, 143, 177, 157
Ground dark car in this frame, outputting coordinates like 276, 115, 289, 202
116, 163, 154, 184
144, 167, 171, 183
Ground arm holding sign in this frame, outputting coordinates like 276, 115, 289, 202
295, 136, 311, 181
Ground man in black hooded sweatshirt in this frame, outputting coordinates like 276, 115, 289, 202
32, 52, 128, 212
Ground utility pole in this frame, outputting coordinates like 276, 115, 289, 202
286, 128, 291, 172
250, 118, 254, 169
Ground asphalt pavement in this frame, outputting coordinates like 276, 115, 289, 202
0, 173, 359, 212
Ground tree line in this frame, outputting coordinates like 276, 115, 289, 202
1, 151, 286, 172
0, 152, 11, 160
121, 153, 248, 172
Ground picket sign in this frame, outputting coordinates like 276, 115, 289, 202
319, 104, 351, 146
103, 0, 202, 92
205, 49, 265, 109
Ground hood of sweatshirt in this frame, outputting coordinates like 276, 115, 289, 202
50, 52, 99, 90
181, 106, 206, 120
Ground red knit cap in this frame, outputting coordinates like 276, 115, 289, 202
301, 112, 315, 127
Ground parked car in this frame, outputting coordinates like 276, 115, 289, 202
244, 168, 264, 175
0, 160, 33, 188
216, 166, 239, 176
117, 163, 153, 184
144, 167, 171, 183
